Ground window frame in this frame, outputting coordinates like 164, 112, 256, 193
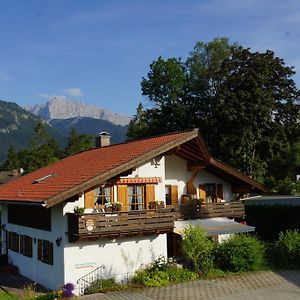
8, 231, 19, 252
38, 239, 53, 265
127, 185, 145, 211
20, 235, 33, 258
205, 183, 217, 202
94, 185, 113, 207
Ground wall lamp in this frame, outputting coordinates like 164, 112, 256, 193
56, 237, 63, 247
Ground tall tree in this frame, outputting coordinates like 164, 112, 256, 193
65, 128, 93, 156
22, 122, 62, 172
128, 38, 300, 181
0, 145, 19, 170
211, 47, 299, 179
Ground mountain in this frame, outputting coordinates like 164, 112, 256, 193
49, 117, 128, 145
25, 97, 131, 126
0, 100, 65, 164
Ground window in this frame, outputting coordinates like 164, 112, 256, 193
38, 239, 53, 265
205, 184, 216, 202
20, 235, 33, 258
127, 185, 144, 211
165, 185, 171, 206
8, 205, 51, 231
8, 232, 19, 252
95, 186, 112, 206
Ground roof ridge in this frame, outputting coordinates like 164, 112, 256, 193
67, 128, 198, 157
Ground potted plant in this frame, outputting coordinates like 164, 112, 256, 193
105, 203, 113, 212
73, 206, 85, 215
112, 202, 122, 212
148, 201, 164, 209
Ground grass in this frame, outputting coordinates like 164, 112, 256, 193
0, 290, 19, 300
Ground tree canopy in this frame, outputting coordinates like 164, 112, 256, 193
128, 37, 300, 182
0, 124, 94, 173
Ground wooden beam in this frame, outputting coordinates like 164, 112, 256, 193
186, 166, 203, 194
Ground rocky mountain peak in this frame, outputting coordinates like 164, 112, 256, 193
25, 97, 131, 126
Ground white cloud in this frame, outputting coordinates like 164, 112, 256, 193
63, 88, 84, 97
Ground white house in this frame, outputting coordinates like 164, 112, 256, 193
0, 129, 266, 294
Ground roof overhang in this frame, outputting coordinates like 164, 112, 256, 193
207, 158, 267, 192
174, 217, 255, 236
44, 129, 204, 208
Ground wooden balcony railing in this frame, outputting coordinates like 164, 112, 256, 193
67, 208, 176, 242
176, 201, 245, 220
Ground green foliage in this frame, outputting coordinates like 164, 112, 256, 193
214, 234, 266, 272
0, 290, 19, 300
277, 229, 300, 268
182, 226, 215, 273
1, 145, 19, 170
64, 128, 93, 156
84, 278, 126, 294
132, 269, 170, 287
203, 268, 226, 279
0, 100, 65, 165
269, 177, 300, 195
128, 38, 300, 181
211, 48, 299, 180
131, 256, 198, 287
20, 122, 62, 173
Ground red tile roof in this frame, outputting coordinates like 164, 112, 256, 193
0, 129, 266, 207
0, 130, 199, 207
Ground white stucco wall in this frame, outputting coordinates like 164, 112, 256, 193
127, 156, 166, 202
62, 192, 168, 294
1, 203, 65, 291
64, 234, 167, 295
165, 154, 233, 203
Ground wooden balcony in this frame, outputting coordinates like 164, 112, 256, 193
176, 201, 245, 220
67, 208, 176, 242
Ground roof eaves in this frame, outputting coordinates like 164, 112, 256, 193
209, 157, 268, 192
45, 129, 200, 208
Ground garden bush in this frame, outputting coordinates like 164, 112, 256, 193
84, 278, 126, 294
182, 226, 215, 274
131, 256, 198, 287
276, 229, 300, 268
214, 234, 266, 272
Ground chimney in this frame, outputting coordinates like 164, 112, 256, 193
96, 132, 111, 147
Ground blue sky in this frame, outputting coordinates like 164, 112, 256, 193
0, 0, 300, 116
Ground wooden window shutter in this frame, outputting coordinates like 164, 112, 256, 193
199, 184, 206, 202
146, 184, 155, 208
38, 240, 42, 261
84, 188, 95, 209
171, 185, 178, 205
117, 185, 128, 211
216, 184, 223, 201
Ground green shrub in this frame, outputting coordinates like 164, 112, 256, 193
84, 278, 126, 294
131, 269, 169, 287
182, 226, 215, 273
277, 229, 300, 268
214, 234, 266, 272
164, 267, 198, 282
130, 256, 198, 287
204, 268, 226, 279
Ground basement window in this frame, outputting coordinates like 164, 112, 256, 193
33, 173, 56, 184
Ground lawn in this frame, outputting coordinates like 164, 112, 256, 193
0, 290, 19, 300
